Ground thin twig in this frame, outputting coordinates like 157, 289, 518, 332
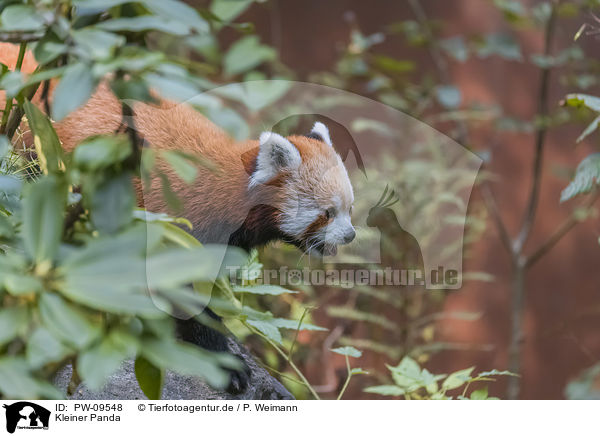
481, 181, 514, 254
287, 306, 312, 361
5, 81, 42, 140
336, 354, 352, 400
0, 41, 27, 135
243, 321, 321, 400
121, 102, 142, 170
525, 189, 600, 267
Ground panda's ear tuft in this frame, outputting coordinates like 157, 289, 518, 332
307, 121, 332, 146
249, 132, 301, 188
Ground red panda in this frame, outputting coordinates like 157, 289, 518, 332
52, 86, 356, 255
0, 43, 356, 394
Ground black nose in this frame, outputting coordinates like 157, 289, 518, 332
343, 229, 356, 244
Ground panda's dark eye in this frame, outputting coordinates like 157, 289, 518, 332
325, 208, 336, 220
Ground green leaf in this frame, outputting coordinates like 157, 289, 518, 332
532, 2, 552, 24
73, 0, 134, 9
135, 355, 164, 400
384, 357, 446, 393
372, 55, 415, 74
88, 172, 136, 234
0, 357, 63, 399
0, 71, 24, 99
439, 36, 469, 62
145, 245, 246, 289
561, 153, 600, 202
389, 356, 421, 378
144, 0, 208, 33
110, 76, 153, 101
476, 33, 522, 61
270, 318, 327, 331
442, 367, 475, 390
0, 212, 13, 239
211, 0, 255, 23
493, 0, 526, 21
247, 319, 283, 344
331, 346, 362, 358
564, 93, 600, 112
214, 80, 291, 111
33, 36, 68, 65
477, 369, 519, 378
0, 176, 21, 212
26, 327, 72, 369
155, 221, 201, 248
133, 210, 192, 230
574, 24, 587, 42
4, 274, 43, 296
73, 135, 132, 171
470, 386, 489, 400
78, 330, 138, 391
141, 338, 230, 389
143, 72, 203, 103
39, 293, 101, 350
576, 116, 600, 143
162, 150, 198, 184
97, 16, 191, 36
565, 363, 600, 399
52, 63, 97, 121
23, 100, 64, 174
72, 28, 126, 60
62, 286, 165, 318
0, 135, 9, 161
364, 385, 406, 396
224, 35, 276, 76
0, 5, 45, 31
232, 284, 297, 295
436, 85, 462, 109
22, 176, 67, 265
0, 306, 28, 346
58, 228, 169, 317
327, 306, 397, 330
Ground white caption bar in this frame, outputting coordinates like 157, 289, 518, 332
0, 400, 594, 436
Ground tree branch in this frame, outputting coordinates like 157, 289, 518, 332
525, 189, 600, 267
514, 3, 559, 252
0, 33, 41, 43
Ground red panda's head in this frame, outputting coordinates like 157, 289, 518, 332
249, 122, 355, 256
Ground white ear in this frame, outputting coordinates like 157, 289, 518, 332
310, 122, 332, 146
249, 132, 301, 188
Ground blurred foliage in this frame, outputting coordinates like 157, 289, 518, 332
565, 362, 600, 399
0, 0, 327, 400
365, 356, 516, 400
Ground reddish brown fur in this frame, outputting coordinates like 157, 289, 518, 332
0, 43, 347, 246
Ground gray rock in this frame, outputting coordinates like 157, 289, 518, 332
54, 338, 294, 400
